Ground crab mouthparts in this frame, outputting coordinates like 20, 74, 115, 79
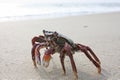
42, 54, 51, 68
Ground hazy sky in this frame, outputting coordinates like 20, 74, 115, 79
0, 0, 120, 3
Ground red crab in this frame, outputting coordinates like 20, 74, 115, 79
31, 30, 101, 80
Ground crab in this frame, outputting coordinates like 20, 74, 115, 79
31, 30, 101, 80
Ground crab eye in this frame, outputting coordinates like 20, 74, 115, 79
43, 30, 45, 33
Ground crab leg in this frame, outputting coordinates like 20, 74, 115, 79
63, 43, 78, 80
60, 51, 66, 75
77, 44, 100, 64
68, 52, 78, 80
86, 46, 101, 64
77, 44, 101, 73
31, 44, 39, 67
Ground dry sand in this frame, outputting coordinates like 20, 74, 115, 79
0, 12, 120, 80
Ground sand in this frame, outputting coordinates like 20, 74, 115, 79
0, 12, 120, 80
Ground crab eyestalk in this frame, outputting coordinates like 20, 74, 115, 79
42, 53, 52, 68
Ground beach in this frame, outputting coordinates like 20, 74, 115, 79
0, 12, 120, 80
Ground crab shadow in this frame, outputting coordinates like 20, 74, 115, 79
35, 65, 109, 80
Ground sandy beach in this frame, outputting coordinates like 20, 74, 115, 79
0, 12, 120, 80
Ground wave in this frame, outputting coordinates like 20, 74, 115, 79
0, 2, 120, 22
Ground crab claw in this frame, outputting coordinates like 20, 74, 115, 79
42, 53, 52, 68
42, 48, 55, 68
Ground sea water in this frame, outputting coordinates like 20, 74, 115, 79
0, 0, 120, 22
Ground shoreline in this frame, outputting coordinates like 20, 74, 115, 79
0, 11, 120, 23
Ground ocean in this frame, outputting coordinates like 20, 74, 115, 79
0, 1, 120, 22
